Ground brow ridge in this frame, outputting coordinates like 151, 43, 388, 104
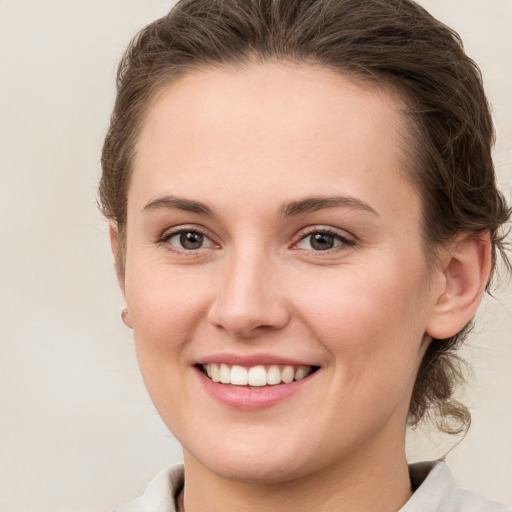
142, 195, 214, 216
278, 196, 378, 217
142, 194, 377, 219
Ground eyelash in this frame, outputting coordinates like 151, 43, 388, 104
157, 226, 356, 254
293, 227, 356, 253
158, 226, 216, 253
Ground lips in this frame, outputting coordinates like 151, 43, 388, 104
194, 354, 320, 409
201, 363, 316, 386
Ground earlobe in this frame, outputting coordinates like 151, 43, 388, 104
426, 232, 492, 340
121, 308, 133, 329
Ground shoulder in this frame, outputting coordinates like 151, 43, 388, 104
402, 460, 511, 512
113, 497, 142, 512
111, 461, 510, 512
112, 464, 184, 512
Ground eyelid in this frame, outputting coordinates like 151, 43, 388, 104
156, 224, 355, 253
158, 224, 219, 251
292, 225, 357, 251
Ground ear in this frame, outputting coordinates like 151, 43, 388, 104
109, 223, 124, 293
109, 223, 133, 328
426, 232, 492, 340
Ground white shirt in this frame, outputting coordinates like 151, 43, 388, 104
114, 460, 511, 512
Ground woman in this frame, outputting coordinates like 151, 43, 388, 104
100, 0, 511, 510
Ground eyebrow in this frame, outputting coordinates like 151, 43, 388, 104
278, 196, 379, 218
141, 194, 378, 218
142, 196, 215, 216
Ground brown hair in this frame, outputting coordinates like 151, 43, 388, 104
100, 0, 511, 434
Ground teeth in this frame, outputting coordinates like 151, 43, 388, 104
202, 363, 314, 386
230, 365, 248, 385
281, 366, 294, 384
266, 365, 281, 385
220, 363, 231, 384
210, 363, 220, 382
294, 366, 309, 381
248, 365, 267, 386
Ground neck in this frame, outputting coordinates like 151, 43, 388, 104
179, 435, 412, 512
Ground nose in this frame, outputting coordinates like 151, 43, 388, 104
207, 250, 291, 339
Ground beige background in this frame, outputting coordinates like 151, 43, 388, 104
0, 1, 510, 511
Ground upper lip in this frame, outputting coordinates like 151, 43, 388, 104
195, 353, 320, 367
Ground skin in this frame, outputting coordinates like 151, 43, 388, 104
113, 63, 491, 512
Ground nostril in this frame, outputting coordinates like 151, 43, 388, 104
208, 298, 291, 337
206, 262, 291, 336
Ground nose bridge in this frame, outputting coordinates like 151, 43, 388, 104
208, 241, 289, 337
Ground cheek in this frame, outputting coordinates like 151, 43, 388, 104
123, 264, 215, 425
125, 263, 212, 359
293, 259, 429, 382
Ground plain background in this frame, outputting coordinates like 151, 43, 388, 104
0, 1, 510, 511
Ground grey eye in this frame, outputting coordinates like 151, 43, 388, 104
309, 233, 335, 250
180, 231, 204, 249
295, 229, 353, 252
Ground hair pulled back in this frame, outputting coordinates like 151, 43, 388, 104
100, 0, 511, 434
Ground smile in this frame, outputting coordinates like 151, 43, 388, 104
201, 363, 317, 386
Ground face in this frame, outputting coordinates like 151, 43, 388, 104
120, 63, 439, 483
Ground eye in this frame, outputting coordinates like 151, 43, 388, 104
164, 229, 216, 251
295, 229, 354, 251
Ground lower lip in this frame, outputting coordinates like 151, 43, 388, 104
196, 368, 317, 410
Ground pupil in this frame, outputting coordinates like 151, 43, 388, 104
180, 232, 203, 249
311, 233, 334, 250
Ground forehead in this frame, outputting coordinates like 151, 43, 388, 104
131, 62, 418, 221
136, 62, 407, 160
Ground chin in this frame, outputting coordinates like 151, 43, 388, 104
200, 453, 311, 484
182, 429, 335, 485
